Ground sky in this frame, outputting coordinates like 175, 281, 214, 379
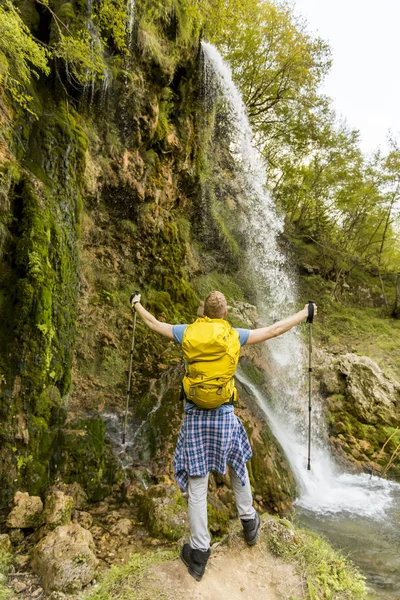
293, 0, 400, 155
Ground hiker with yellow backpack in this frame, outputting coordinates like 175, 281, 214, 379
130, 291, 317, 581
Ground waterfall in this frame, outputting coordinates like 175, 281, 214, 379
201, 41, 400, 520
127, 0, 136, 47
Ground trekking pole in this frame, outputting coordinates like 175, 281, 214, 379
307, 301, 314, 471
122, 291, 140, 445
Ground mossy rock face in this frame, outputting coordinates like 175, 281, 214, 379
318, 352, 400, 480
0, 102, 85, 506
136, 484, 188, 541
52, 416, 123, 502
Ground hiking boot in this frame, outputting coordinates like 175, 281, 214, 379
180, 543, 211, 581
241, 511, 260, 546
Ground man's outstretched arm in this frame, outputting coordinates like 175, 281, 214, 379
246, 304, 317, 345
130, 294, 174, 340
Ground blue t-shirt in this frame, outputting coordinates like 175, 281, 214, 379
172, 323, 250, 412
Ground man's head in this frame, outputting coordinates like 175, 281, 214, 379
203, 291, 227, 319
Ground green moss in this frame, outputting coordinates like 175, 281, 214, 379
81, 551, 176, 600
53, 417, 122, 502
207, 496, 230, 536
192, 271, 245, 302
265, 516, 367, 599
137, 486, 187, 541
0, 538, 13, 600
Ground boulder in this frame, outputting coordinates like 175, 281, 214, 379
50, 482, 88, 510
42, 491, 74, 530
337, 354, 400, 425
6, 491, 43, 529
8, 528, 24, 545
31, 524, 98, 593
137, 484, 188, 541
110, 518, 133, 537
74, 510, 93, 530
0, 534, 11, 553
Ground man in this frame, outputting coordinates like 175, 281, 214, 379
130, 290, 317, 581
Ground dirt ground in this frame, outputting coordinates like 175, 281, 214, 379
147, 538, 305, 600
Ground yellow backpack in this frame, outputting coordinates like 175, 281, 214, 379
182, 317, 241, 409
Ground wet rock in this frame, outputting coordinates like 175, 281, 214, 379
6, 492, 43, 529
74, 510, 93, 530
11, 580, 27, 593
31, 524, 99, 594
264, 517, 300, 548
8, 529, 25, 545
51, 482, 88, 510
136, 484, 188, 541
338, 354, 400, 425
15, 555, 30, 568
111, 518, 133, 536
43, 491, 74, 530
0, 534, 11, 553
229, 301, 258, 329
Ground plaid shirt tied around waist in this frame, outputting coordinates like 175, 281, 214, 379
174, 406, 252, 490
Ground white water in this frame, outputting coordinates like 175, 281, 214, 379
237, 370, 397, 519
201, 41, 400, 523
127, 0, 136, 46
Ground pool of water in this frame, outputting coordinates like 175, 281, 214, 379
296, 495, 400, 599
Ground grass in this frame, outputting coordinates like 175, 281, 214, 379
299, 273, 400, 381
81, 519, 367, 600
82, 551, 176, 600
0, 544, 13, 600
264, 516, 368, 600
192, 271, 245, 303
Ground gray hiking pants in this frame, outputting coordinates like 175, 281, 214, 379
188, 464, 256, 551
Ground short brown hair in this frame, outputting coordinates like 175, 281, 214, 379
203, 291, 227, 319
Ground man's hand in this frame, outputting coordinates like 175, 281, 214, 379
303, 303, 318, 319
130, 292, 141, 308
129, 293, 174, 340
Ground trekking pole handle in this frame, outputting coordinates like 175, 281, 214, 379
130, 290, 141, 308
307, 300, 314, 324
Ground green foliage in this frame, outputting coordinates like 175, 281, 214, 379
154, 87, 175, 142
192, 271, 245, 302
137, 16, 174, 74
0, 541, 13, 600
266, 517, 367, 599
0, 1, 49, 114
204, 0, 400, 304
53, 29, 105, 86
96, 0, 129, 53
82, 551, 176, 600
204, 0, 331, 165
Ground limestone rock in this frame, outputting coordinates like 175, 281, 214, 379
0, 534, 11, 554
74, 510, 93, 530
43, 491, 74, 530
31, 524, 99, 593
137, 484, 188, 541
8, 529, 24, 545
111, 518, 133, 537
337, 353, 400, 425
50, 482, 88, 510
6, 492, 43, 529
11, 580, 27, 593
229, 301, 259, 329
15, 555, 30, 568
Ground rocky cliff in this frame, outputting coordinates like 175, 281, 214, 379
0, 0, 296, 515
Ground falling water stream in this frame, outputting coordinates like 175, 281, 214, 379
201, 42, 400, 599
